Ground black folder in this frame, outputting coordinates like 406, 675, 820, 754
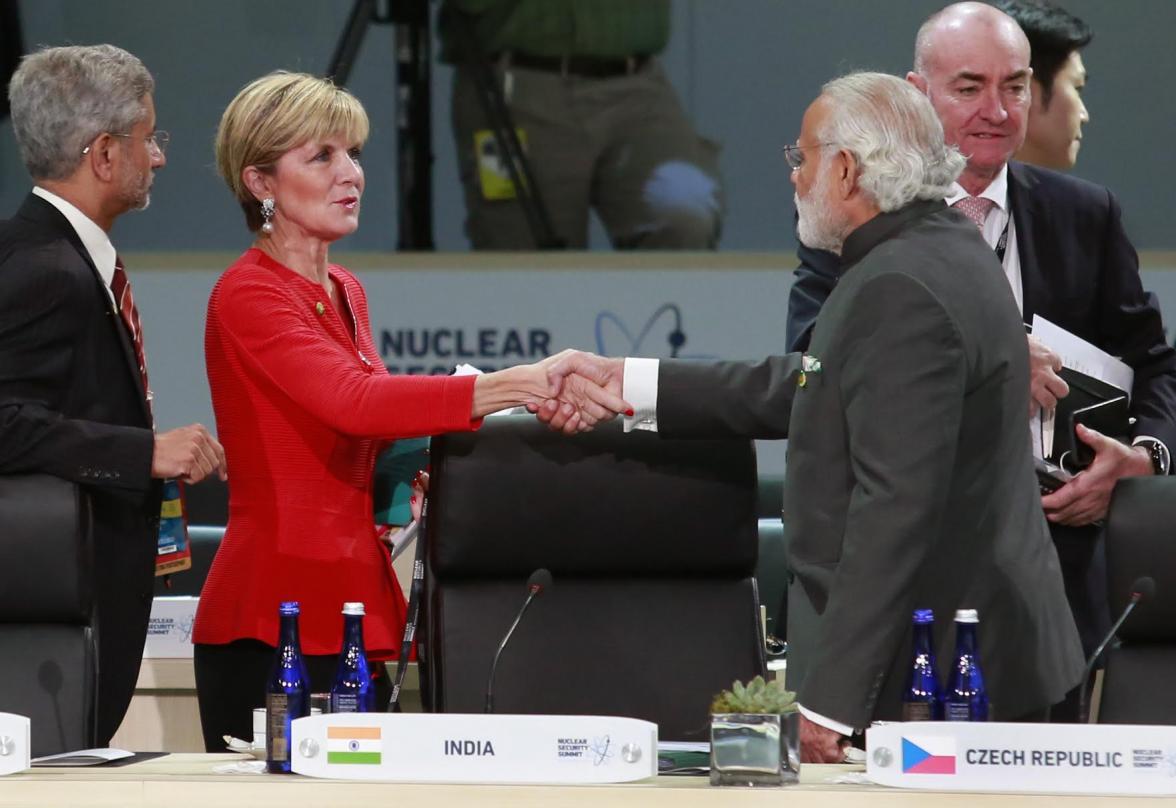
1050, 367, 1131, 471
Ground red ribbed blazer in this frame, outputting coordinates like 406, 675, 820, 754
193, 249, 478, 657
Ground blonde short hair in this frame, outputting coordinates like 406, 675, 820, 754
215, 71, 369, 232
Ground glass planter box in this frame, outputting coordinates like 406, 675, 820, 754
709, 711, 800, 786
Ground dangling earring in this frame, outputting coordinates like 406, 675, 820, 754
260, 197, 275, 235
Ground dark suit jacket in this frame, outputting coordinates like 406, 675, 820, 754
0, 193, 160, 745
658, 200, 1084, 728
785, 163, 1176, 655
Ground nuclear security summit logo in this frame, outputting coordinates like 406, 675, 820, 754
595, 303, 714, 360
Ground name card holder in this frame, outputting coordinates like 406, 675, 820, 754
0, 713, 30, 776
869, 720, 1176, 795
291, 712, 657, 784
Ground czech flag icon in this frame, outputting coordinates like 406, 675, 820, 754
902, 736, 956, 774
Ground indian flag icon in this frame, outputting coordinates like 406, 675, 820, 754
327, 725, 382, 765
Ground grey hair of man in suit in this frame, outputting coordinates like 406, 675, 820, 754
8, 44, 154, 181
819, 73, 965, 212
795, 72, 965, 253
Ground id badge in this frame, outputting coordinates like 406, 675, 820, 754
155, 478, 192, 576
475, 128, 527, 200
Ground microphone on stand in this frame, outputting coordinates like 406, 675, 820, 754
485, 568, 553, 714
1077, 575, 1155, 724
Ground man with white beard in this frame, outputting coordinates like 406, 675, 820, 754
538, 71, 1084, 762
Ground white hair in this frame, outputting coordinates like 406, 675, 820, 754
817, 72, 965, 212
7, 44, 154, 181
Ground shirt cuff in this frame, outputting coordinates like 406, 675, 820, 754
798, 704, 855, 737
622, 357, 659, 433
1132, 435, 1171, 475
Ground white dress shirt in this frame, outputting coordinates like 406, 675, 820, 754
945, 165, 1023, 315
32, 186, 118, 307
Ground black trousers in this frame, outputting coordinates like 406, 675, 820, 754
193, 639, 392, 753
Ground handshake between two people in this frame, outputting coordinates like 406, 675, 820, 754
521, 350, 630, 435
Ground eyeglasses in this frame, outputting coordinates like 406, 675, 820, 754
82, 130, 170, 156
781, 142, 835, 171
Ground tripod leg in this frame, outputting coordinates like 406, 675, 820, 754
451, 12, 564, 249
395, 0, 435, 250
327, 0, 374, 85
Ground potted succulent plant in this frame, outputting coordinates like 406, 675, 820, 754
709, 675, 801, 786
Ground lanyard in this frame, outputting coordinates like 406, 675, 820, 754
994, 213, 1011, 264
387, 497, 428, 712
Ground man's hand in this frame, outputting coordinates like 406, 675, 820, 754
799, 714, 848, 764
152, 423, 227, 484
531, 351, 630, 434
1041, 424, 1153, 525
1027, 335, 1069, 416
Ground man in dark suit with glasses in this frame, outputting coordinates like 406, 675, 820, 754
1, 44, 225, 750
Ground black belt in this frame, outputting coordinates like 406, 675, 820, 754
500, 51, 650, 78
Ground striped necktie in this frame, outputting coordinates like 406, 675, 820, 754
110, 256, 151, 414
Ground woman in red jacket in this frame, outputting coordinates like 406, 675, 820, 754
192, 71, 621, 750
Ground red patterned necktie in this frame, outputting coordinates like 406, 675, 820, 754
952, 196, 996, 230
110, 256, 151, 414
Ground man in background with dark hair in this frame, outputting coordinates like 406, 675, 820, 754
993, 0, 1092, 170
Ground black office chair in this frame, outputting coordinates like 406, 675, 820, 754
1097, 476, 1176, 724
0, 474, 97, 756
421, 415, 766, 741
756, 519, 788, 641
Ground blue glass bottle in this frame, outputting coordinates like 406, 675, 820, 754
944, 608, 989, 721
266, 601, 311, 773
329, 602, 375, 713
901, 608, 943, 721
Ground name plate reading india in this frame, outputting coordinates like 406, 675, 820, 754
291, 713, 657, 784
868, 721, 1176, 795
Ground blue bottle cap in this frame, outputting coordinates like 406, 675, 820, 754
279, 601, 300, 615
912, 608, 934, 624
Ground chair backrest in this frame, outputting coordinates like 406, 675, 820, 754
756, 519, 788, 640
423, 416, 766, 741
0, 473, 98, 754
1098, 477, 1176, 724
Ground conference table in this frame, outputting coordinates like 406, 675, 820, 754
3, 755, 1172, 807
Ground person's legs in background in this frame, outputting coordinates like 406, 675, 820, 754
589, 61, 724, 249
194, 640, 392, 752
450, 64, 595, 249
194, 639, 274, 752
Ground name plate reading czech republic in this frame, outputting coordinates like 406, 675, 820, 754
868, 721, 1176, 795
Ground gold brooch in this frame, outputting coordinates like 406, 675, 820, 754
315, 301, 325, 316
